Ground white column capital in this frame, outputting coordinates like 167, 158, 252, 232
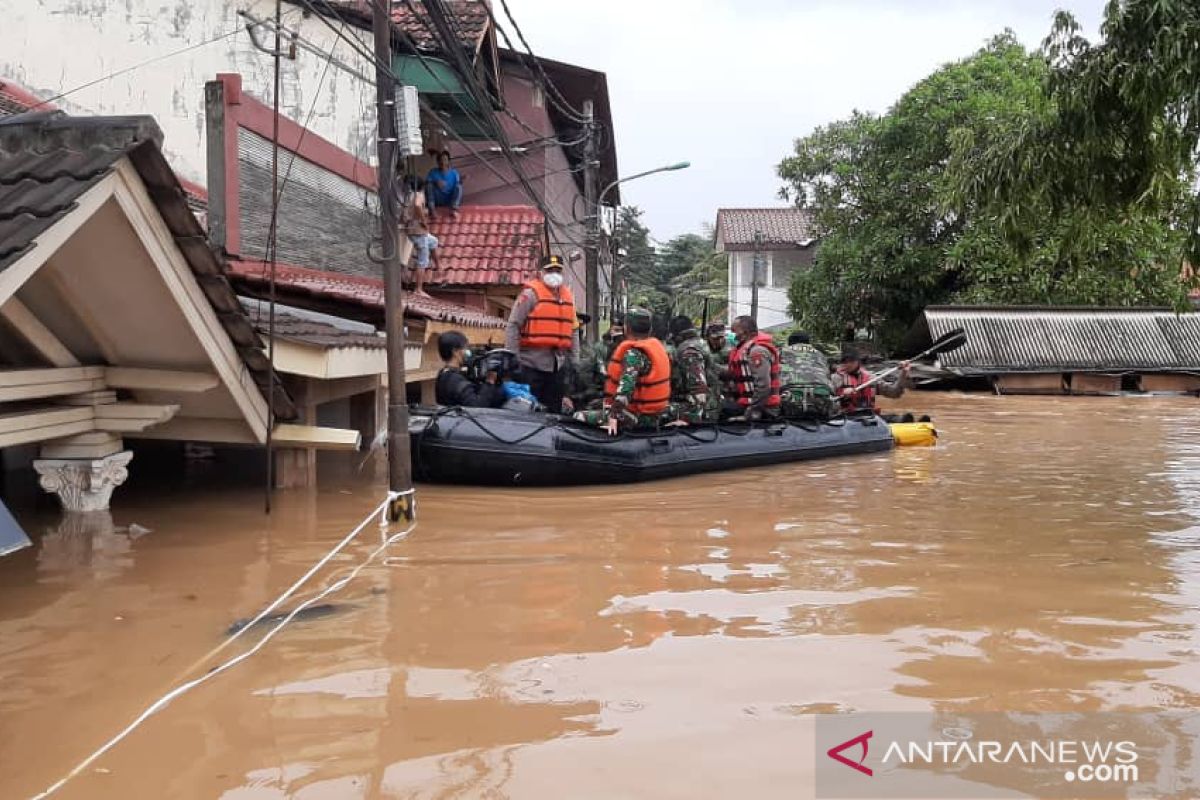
33, 451, 134, 513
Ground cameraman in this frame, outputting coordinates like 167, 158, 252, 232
435, 331, 506, 408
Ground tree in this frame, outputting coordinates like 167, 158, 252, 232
780, 33, 1191, 349
962, 1, 1200, 270
615, 209, 727, 320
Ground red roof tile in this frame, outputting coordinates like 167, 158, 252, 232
423, 204, 546, 287
227, 259, 505, 329
715, 207, 817, 251
325, 1, 491, 53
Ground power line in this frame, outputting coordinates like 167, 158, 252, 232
24, 14, 302, 110
490, 0, 588, 123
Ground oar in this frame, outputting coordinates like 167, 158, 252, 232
848, 328, 967, 394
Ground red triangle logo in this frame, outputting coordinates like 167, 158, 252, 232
827, 730, 874, 777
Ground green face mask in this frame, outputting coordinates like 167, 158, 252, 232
463, 349, 473, 360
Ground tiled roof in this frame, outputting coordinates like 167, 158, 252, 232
715, 207, 817, 250
0, 113, 295, 418
240, 299, 386, 349
228, 259, 506, 329
0, 80, 209, 218
424, 204, 546, 286
326, 1, 491, 53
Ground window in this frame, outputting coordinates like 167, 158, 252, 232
531, 84, 545, 108
770, 248, 815, 288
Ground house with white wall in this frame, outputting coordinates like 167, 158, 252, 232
714, 208, 817, 331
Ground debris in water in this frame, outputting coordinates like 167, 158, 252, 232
226, 603, 353, 636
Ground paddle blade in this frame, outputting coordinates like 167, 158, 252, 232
927, 327, 967, 356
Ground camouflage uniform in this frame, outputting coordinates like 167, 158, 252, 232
779, 342, 835, 418
668, 334, 722, 423
705, 340, 730, 367
575, 343, 664, 429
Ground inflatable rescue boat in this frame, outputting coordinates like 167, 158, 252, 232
407, 407, 897, 486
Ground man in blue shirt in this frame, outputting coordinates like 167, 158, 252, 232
425, 149, 463, 219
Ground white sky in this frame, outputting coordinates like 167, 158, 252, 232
501, 0, 1105, 240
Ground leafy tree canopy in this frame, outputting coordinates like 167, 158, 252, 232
614, 208, 726, 322
780, 32, 1192, 348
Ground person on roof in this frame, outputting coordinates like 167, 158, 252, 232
574, 307, 671, 434
434, 331, 505, 408
405, 177, 438, 296
832, 347, 910, 413
425, 150, 462, 220
505, 256, 580, 413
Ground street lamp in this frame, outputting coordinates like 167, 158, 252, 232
597, 161, 691, 211
588, 161, 691, 335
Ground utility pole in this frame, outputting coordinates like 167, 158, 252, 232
582, 99, 600, 342
372, 4, 415, 522
750, 229, 764, 325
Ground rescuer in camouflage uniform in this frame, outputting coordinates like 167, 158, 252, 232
666, 315, 721, 424
779, 331, 836, 418
573, 315, 624, 408
574, 308, 669, 432
705, 322, 731, 366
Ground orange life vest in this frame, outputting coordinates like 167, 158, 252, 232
836, 367, 876, 411
604, 338, 672, 415
518, 279, 576, 350
727, 333, 782, 408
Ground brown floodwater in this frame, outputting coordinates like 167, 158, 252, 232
2, 394, 1199, 799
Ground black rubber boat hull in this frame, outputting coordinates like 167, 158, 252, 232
409, 408, 895, 486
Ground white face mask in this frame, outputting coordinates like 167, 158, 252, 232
542, 272, 564, 289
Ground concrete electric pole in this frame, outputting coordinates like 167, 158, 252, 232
372, 4, 415, 522
582, 99, 600, 342
751, 229, 764, 325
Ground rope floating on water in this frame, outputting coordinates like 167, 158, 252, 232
33, 496, 414, 799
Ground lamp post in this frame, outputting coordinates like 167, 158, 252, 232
584, 161, 690, 340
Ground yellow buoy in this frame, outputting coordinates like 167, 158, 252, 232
890, 421, 937, 447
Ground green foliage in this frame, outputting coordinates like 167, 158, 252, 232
615, 208, 726, 321
780, 32, 1193, 349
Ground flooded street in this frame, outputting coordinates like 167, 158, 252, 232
2, 395, 1200, 799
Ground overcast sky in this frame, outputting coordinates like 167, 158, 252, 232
502, 0, 1105, 241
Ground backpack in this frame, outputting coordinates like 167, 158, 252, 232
779, 343, 835, 418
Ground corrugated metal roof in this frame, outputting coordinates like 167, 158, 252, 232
918, 306, 1200, 374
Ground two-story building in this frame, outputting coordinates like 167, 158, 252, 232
714, 208, 817, 331
0, 0, 620, 313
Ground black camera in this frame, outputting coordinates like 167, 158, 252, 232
465, 347, 519, 383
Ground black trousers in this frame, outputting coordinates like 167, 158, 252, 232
526, 368, 565, 413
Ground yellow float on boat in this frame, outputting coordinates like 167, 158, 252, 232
890, 421, 937, 447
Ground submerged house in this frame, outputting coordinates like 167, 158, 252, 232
714, 208, 816, 331
908, 306, 1200, 395
0, 114, 367, 511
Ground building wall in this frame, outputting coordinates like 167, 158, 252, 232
449, 68, 590, 302
726, 250, 802, 331
0, 0, 379, 187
